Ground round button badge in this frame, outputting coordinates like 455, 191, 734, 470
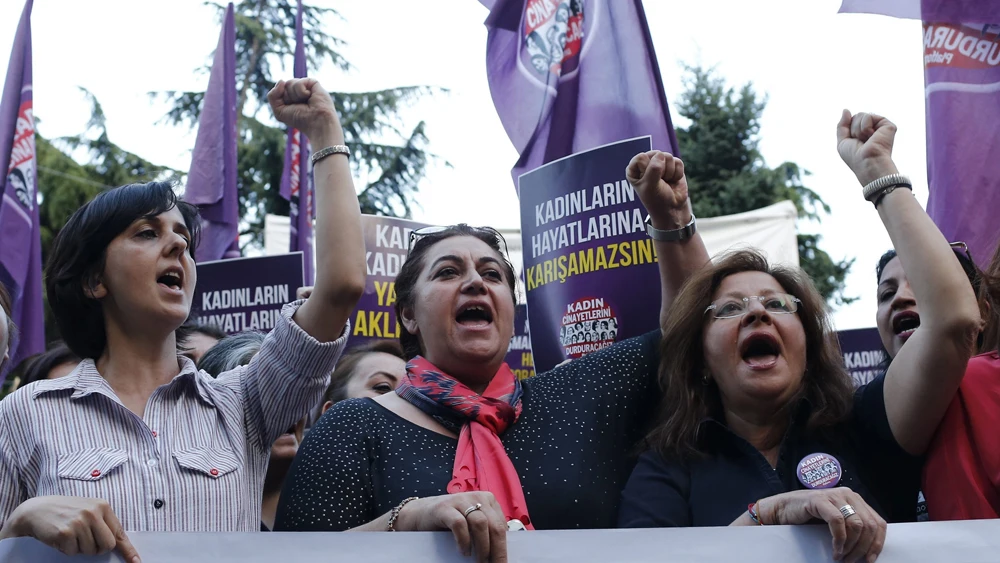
796, 453, 842, 489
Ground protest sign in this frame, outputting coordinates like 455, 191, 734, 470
348, 215, 430, 348
190, 253, 304, 334
505, 304, 534, 379
518, 136, 658, 373
837, 327, 886, 386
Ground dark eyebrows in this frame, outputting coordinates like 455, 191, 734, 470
368, 371, 400, 382
429, 255, 503, 270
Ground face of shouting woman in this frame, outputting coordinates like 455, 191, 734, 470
400, 236, 515, 389
92, 206, 196, 337
701, 271, 808, 415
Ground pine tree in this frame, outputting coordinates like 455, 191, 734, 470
675, 64, 854, 305
156, 0, 437, 249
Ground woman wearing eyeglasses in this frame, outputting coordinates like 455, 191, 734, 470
275, 152, 711, 560
618, 111, 982, 563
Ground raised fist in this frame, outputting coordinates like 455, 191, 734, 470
267, 78, 343, 145
626, 151, 691, 229
836, 110, 899, 187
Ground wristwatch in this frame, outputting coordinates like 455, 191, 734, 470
645, 213, 697, 242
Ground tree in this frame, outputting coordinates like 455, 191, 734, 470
156, 0, 438, 249
675, 64, 855, 306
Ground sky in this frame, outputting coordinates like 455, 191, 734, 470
0, 0, 928, 330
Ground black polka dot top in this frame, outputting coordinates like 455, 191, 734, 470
274, 330, 660, 531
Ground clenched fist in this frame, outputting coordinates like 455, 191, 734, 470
267, 78, 344, 147
836, 110, 899, 187
626, 151, 691, 230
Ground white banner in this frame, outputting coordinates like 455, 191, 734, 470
2, 521, 999, 562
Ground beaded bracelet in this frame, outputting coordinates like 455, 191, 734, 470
387, 496, 419, 531
748, 501, 764, 525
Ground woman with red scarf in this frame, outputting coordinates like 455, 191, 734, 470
275, 154, 708, 561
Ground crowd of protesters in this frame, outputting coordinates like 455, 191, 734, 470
0, 79, 997, 563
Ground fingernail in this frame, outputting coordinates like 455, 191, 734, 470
133, 557, 142, 563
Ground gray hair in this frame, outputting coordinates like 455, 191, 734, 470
197, 331, 266, 377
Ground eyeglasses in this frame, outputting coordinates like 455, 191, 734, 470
705, 293, 802, 319
407, 224, 510, 259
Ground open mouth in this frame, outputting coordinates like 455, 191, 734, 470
157, 269, 184, 291
740, 332, 781, 369
892, 311, 920, 338
455, 304, 493, 327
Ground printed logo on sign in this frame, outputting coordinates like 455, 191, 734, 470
559, 296, 617, 358
7, 100, 36, 212
923, 22, 1000, 68
522, 0, 584, 77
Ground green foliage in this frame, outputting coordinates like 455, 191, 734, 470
155, 0, 439, 249
675, 64, 855, 306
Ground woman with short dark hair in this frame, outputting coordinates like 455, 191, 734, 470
618, 112, 982, 563
0, 78, 365, 560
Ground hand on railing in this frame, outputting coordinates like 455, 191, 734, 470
393, 492, 508, 563
0, 496, 141, 562
756, 488, 886, 562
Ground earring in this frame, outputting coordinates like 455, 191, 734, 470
701, 373, 711, 386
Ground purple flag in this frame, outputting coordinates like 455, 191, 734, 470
840, 1, 1000, 263
278, 0, 314, 284
0, 0, 44, 377
186, 3, 240, 262
482, 0, 679, 188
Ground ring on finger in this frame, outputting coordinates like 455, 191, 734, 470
839, 504, 857, 519
463, 503, 483, 518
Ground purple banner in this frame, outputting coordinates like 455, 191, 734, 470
505, 304, 534, 379
922, 17, 1000, 264
186, 2, 239, 262
0, 0, 44, 376
483, 0, 679, 190
836, 327, 886, 387
518, 136, 656, 373
189, 253, 304, 334
278, 0, 314, 284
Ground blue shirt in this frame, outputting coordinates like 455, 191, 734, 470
618, 373, 921, 527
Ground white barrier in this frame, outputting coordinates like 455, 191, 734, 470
1, 520, 998, 562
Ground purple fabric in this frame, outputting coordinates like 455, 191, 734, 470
483, 0, 679, 190
0, 0, 44, 379
278, 0, 314, 284
186, 3, 239, 262
840, 2, 1000, 263
839, 0, 991, 23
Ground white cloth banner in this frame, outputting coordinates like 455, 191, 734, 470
3, 521, 999, 562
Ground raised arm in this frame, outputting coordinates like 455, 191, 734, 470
627, 151, 711, 327
837, 110, 983, 455
267, 79, 366, 342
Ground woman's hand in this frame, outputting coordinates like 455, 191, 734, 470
394, 493, 508, 563
0, 496, 141, 562
836, 110, 899, 187
267, 78, 344, 147
626, 151, 691, 230
757, 488, 886, 563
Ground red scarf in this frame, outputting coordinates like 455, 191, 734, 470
396, 357, 534, 529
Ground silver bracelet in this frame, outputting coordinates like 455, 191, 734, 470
644, 213, 697, 242
311, 144, 350, 165
862, 173, 911, 203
